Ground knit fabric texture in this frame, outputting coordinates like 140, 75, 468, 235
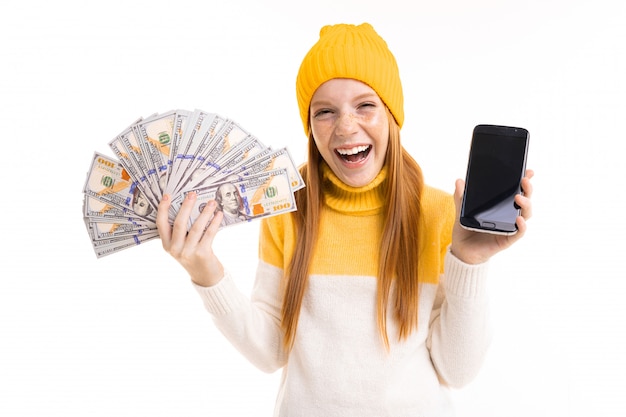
193, 165, 492, 415
295, 23, 404, 135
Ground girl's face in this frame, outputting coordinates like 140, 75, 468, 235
309, 78, 389, 188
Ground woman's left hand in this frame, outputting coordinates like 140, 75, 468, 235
449, 169, 534, 265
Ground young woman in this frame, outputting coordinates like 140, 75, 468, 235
156, 22, 534, 417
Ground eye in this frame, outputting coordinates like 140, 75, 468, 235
358, 101, 377, 110
313, 108, 334, 119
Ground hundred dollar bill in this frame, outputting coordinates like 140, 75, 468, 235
109, 132, 159, 212
173, 113, 229, 188
167, 109, 191, 180
135, 110, 178, 199
87, 220, 158, 241
170, 115, 251, 197
88, 230, 159, 248
173, 168, 296, 229
236, 146, 304, 192
179, 135, 268, 192
90, 230, 160, 258
84, 108, 306, 259
166, 109, 222, 196
83, 195, 133, 218
220, 146, 274, 178
120, 123, 162, 207
83, 152, 157, 222
212, 134, 267, 173
199, 119, 252, 171
188, 146, 304, 193
83, 195, 153, 226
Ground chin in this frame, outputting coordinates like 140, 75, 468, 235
342, 173, 376, 188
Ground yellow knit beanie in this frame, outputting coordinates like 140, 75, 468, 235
296, 23, 404, 136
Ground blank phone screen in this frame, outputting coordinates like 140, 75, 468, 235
461, 127, 528, 233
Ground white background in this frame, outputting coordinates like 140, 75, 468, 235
1, 0, 624, 416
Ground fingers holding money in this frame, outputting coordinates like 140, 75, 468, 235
83, 109, 300, 259
156, 194, 174, 250
157, 192, 225, 287
163, 192, 211, 254
188, 196, 223, 245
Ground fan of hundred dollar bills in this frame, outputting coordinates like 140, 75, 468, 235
82, 109, 304, 258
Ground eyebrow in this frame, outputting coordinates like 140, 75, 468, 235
311, 92, 379, 107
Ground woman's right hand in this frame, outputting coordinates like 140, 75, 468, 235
156, 192, 225, 287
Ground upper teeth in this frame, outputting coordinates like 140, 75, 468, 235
337, 145, 369, 155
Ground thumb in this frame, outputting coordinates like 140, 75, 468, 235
454, 179, 465, 216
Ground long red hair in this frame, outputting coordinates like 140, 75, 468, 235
281, 109, 424, 350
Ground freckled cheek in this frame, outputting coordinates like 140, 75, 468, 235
360, 112, 388, 140
311, 122, 333, 145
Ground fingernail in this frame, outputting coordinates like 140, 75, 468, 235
187, 192, 196, 200
162, 194, 170, 202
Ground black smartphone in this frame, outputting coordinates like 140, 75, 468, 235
460, 124, 529, 235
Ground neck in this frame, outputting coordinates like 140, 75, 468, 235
320, 161, 387, 215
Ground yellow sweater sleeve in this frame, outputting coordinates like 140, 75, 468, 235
259, 211, 297, 272
418, 186, 456, 284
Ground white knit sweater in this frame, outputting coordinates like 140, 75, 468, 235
193, 165, 491, 416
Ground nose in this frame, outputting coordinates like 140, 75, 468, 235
335, 112, 357, 136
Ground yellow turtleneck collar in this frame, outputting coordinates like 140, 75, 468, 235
320, 161, 387, 216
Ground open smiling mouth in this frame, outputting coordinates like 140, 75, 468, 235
335, 145, 372, 163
